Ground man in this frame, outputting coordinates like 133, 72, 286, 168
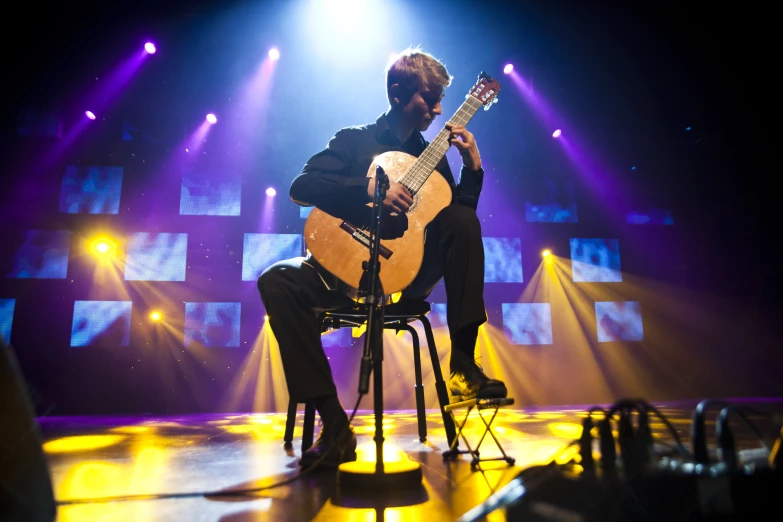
258, 48, 507, 469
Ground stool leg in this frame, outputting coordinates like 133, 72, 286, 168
404, 324, 427, 443
302, 401, 316, 453
419, 315, 458, 448
284, 399, 297, 449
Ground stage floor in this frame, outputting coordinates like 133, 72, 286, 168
40, 399, 782, 522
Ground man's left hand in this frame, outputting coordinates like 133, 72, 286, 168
446, 122, 481, 171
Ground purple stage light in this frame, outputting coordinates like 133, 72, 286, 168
144, 42, 156, 54
268, 48, 280, 60
552, 129, 562, 138
85, 111, 96, 120
266, 187, 277, 197
206, 113, 217, 124
503, 64, 514, 74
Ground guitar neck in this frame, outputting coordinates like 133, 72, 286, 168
401, 95, 484, 194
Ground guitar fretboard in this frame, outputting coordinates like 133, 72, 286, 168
400, 95, 484, 194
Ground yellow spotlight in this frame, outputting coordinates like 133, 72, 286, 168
87, 235, 118, 258
542, 249, 551, 258
264, 315, 269, 321
149, 311, 162, 322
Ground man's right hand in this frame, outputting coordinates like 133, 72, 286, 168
367, 178, 413, 214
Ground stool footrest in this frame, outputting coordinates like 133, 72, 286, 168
444, 397, 515, 412
442, 397, 516, 471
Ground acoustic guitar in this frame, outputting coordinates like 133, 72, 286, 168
304, 73, 501, 294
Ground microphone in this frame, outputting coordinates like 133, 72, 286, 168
375, 165, 389, 190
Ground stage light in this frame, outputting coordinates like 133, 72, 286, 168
206, 113, 217, 124
264, 315, 269, 321
149, 311, 162, 322
144, 42, 157, 54
268, 47, 280, 60
87, 235, 118, 258
552, 129, 562, 138
542, 249, 551, 258
265, 187, 277, 197
503, 63, 514, 74
85, 111, 96, 120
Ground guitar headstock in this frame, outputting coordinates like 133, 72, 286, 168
467, 72, 501, 110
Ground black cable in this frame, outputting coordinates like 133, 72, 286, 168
715, 404, 775, 471
691, 399, 729, 464
56, 392, 367, 506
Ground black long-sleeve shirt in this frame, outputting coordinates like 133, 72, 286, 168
290, 113, 484, 226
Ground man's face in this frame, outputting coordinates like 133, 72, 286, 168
401, 85, 444, 131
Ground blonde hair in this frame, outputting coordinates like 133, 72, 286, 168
386, 47, 453, 102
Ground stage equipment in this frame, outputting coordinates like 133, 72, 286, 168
336, 165, 423, 491
0, 337, 56, 522
458, 397, 782, 522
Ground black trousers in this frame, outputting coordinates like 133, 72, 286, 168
257, 204, 486, 403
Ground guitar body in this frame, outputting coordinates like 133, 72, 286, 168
303, 150, 452, 294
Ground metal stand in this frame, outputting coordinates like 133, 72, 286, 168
337, 166, 422, 491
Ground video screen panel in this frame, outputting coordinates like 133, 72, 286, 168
7, 230, 71, 279
483, 237, 523, 283
59, 166, 123, 214
595, 301, 644, 342
300, 206, 314, 219
570, 238, 622, 282
124, 233, 188, 281
184, 302, 241, 347
321, 327, 352, 348
18, 107, 61, 138
525, 178, 578, 223
626, 208, 674, 225
241, 234, 303, 281
502, 303, 553, 345
0, 299, 15, 344
179, 168, 241, 216
70, 300, 132, 347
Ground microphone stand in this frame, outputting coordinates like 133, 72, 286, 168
337, 165, 423, 492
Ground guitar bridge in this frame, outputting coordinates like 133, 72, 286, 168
339, 222, 393, 259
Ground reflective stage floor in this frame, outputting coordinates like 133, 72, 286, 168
40, 399, 783, 522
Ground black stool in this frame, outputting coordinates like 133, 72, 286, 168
283, 300, 458, 452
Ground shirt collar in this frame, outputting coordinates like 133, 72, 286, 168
375, 113, 425, 150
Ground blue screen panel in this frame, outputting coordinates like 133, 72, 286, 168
570, 238, 622, 282
525, 203, 578, 223
595, 301, 644, 342
483, 237, 523, 283
300, 206, 314, 219
184, 302, 241, 347
71, 300, 132, 347
626, 208, 674, 225
124, 233, 188, 281
322, 327, 352, 348
502, 303, 553, 345
0, 299, 15, 344
525, 178, 578, 223
179, 169, 241, 216
242, 234, 303, 281
18, 107, 61, 138
7, 230, 71, 279
59, 166, 123, 214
